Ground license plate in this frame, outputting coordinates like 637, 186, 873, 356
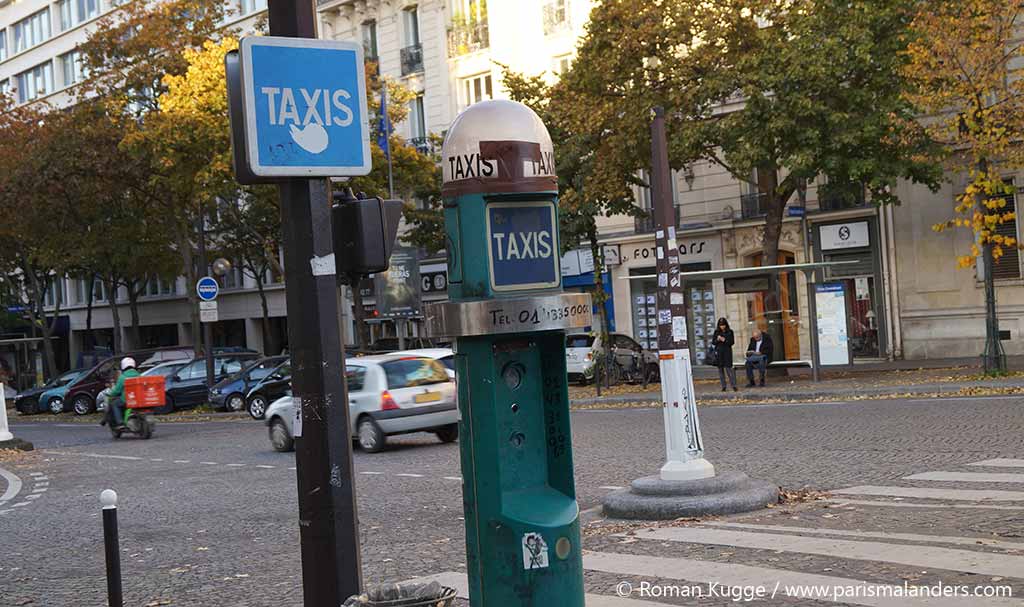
567, 353, 577, 360
414, 392, 441, 404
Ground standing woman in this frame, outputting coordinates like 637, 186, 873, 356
713, 317, 737, 391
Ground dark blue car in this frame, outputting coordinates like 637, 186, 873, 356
208, 356, 287, 412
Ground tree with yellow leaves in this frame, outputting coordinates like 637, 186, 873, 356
904, 0, 1024, 372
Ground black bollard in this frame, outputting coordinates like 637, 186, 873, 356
101, 489, 123, 607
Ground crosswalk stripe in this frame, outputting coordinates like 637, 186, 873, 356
584, 552, 1024, 607
826, 498, 1024, 511
410, 571, 665, 606
703, 522, 1024, 550
626, 527, 1024, 578
835, 485, 1024, 502
969, 459, 1024, 468
905, 471, 1024, 483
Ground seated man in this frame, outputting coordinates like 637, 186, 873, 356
744, 330, 774, 387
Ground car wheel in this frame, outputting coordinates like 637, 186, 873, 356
357, 417, 386, 453
72, 394, 94, 415
269, 418, 294, 452
225, 393, 246, 413
47, 397, 64, 415
645, 363, 660, 384
247, 394, 269, 419
154, 395, 175, 415
435, 423, 459, 444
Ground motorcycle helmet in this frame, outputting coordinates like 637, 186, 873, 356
120, 357, 137, 371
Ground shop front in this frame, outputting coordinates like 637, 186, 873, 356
812, 217, 887, 360
610, 234, 723, 363
561, 247, 616, 333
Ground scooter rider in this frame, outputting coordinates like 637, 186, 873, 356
104, 357, 139, 429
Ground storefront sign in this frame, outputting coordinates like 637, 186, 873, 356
619, 236, 721, 269
820, 221, 870, 250
420, 263, 448, 294
603, 245, 621, 266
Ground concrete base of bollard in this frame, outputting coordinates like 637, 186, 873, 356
0, 437, 34, 451
602, 471, 778, 520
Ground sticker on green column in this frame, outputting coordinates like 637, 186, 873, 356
487, 201, 560, 292
522, 532, 549, 569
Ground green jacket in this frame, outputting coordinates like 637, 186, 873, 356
108, 368, 140, 404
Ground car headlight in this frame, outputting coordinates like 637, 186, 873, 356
210, 388, 220, 395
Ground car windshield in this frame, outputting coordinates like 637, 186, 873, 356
438, 356, 455, 371
144, 363, 184, 378
48, 370, 80, 388
566, 335, 595, 348
381, 358, 450, 388
246, 359, 281, 381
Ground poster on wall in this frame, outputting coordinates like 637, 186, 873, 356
376, 247, 422, 319
815, 282, 851, 366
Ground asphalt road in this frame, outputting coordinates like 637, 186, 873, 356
2, 394, 1022, 606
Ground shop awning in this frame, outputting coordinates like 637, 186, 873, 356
623, 260, 862, 281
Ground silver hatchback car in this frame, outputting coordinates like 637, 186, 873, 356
265, 354, 459, 453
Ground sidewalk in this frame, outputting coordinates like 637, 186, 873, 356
569, 357, 1024, 407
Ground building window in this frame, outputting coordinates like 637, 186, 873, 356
992, 182, 1021, 281
59, 0, 99, 31
218, 264, 244, 290
0, 80, 9, 99
93, 279, 106, 303
542, 0, 569, 35
59, 50, 86, 87
362, 20, 378, 60
16, 61, 54, 104
403, 7, 420, 46
0, 29, 7, 62
461, 73, 492, 109
553, 54, 571, 75
239, 0, 267, 16
408, 94, 426, 142
13, 9, 52, 54
44, 279, 65, 308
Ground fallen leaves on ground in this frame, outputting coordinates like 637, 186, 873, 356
0, 448, 40, 463
779, 488, 831, 504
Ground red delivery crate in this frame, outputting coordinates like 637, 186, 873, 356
124, 376, 166, 409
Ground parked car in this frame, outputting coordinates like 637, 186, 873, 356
208, 355, 287, 413
264, 354, 458, 453
367, 337, 436, 353
143, 360, 191, 380
136, 348, 193, 372
162, 352, 261, 413
64, 357, 120, 415
14, 369, 85, 415
391, 348, 455, 378
244, 358, 291, 419
565, 332, 659, 384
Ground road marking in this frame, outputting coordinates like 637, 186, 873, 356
200, 462, 219, 466
32, 487, 47, 493
584, 552, 1024, 607
28, 472, 43, 477
150, 458, 163, 462
360, 471, 384, 475
12, 501, 29, 508
48, 452, 142, 461
0, 509, 11, 514
227, 464, 246, 468
288, 467, 296, 471
443, 476, 462, 481
705, 522, 1024, 550
969, 458, 1024, 468
23, 494, 40, 500
0, 466, 22, 504
599, 486, 624, 490
395, 473, 424, 478
835, 485, 1024, 502
56, 424, 83, 428
173, 460, 190, 464
826, 498, 1024, 511
411, 571, 666, 606
627, 527, 1024, 578
905, 471, 1024, 483
255, 465, 275, 469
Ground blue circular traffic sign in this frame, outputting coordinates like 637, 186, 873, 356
196, 277, 219, 302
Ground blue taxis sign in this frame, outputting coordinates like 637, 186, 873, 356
486, 201, 560, 292
239, 37, 371, 177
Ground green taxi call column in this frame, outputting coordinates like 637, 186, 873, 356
425, 100, 590, 606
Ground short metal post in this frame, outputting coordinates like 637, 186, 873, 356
0, 384, 14, 442
101, 490, 122, 607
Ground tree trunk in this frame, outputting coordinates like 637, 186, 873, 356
178, 230, 201, 355
760, 167, 786, 328
23, 267, 58, 382
587, 221, 611, 393
255, 273, 275, 355
106, 278, 123, 355
127, 281, 142, 350
84, 274, 95, 351
351, 278, 369, 350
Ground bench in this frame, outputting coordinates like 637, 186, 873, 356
733, 359, 812, 378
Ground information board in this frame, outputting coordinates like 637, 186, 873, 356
815, 282, 851, 366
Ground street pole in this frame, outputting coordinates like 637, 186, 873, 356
196, 215, 215, 388
982, 242, 1007, 373
267, 1, 362, 604
650, 107, 714, 481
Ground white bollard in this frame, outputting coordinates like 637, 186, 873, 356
658, 351, 715, 481
0, 383, 14, 442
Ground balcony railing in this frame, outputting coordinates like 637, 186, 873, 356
740, 192, 767, 219
542, 1, 569, 35
635, 209, 656, 234
409, 136, 434, 155
819, 186, 867, 212
400, 44, 423, 76
447, 21, 489, 57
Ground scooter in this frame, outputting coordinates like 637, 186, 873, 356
106, 404, 155, 439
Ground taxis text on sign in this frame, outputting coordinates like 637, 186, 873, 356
486, 201, 559, 291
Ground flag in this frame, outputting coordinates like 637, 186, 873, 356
377, 87, 391, 159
